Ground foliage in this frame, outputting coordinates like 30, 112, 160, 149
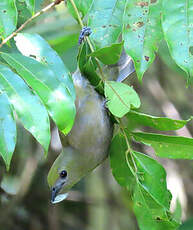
1, 0, 193, 229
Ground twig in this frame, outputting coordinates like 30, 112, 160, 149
0, 0, 64, 49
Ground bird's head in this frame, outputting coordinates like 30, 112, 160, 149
47, 146, 92, 203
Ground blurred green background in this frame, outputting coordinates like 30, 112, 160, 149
1, 1, 193, 230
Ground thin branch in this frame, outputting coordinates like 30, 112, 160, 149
0, 0, 64, 49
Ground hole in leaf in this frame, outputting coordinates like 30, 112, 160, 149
189, 46, 193, 55
156, 217, 162, 221
29, 54, 37, 59
136, 202, 142, 207
136, 2, 149, 7
102, 25, 106, 28
145, 56, 149, 61
3, 10, 6, 13
136, 22, 144, 27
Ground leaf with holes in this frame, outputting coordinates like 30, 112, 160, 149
162, 1, 193, 83
105, 81, 140, 118
123, 0, 163, 81
14, 33, 76, 100
0, 0, 17, 38
134, 184, 179, 230
0, 64, 50, 155
87, 0, 126, 64
1, 52, 76, 135
110, 134, 179, 230
0, 92, 16, 171
127, 111, 191, 131
132, 132, 193, 159
132, 151, 171, 209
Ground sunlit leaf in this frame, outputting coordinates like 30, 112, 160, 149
132, 132, 193, 159
0, 64, 50, 154
127, 111, 191, 131
87, 0, 126, 64
14, 33, 76, 100
0, 65, 50, 153
0, 0, 17, 38
1, 52, 76, 135
0, 92, 16, 170
162, 1, 193, 83
123, 0, 163, 81
105, 81, 140, 118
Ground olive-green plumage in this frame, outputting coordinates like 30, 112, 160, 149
47, 70, 113, 202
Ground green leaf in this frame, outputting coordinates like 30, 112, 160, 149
0, 64, 50, 154
110, 134, 179, 230
67, 0, 92, 19
0, 92, 16, 170
133, 185, 179, 230
127, 111, 191, 131
15, 0, 31, 27
123, 0, 163, 81
87, 0, 126, 64
0, 0, 17, 38
110, 134, 134, 189
179, 218, 193, 230
1, 52, 76, 135
49, 33, 79, 55
173, 199, 182, 223
158, 41, 187, 78
14, 33, 76, 100
77, 42, 103, 93
25, 0, 35, 14
132, 132, 193, 159
104, 81, 140, 118
133, 151, 171, 209
89, 42, 123, 65
162, 1, 193, 83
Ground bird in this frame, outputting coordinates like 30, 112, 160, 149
47, 51, 135, 204
48, 70, 113, 203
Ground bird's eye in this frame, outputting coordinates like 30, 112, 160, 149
60, 170, 67, 178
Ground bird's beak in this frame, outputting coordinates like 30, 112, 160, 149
51, 184, 68, 204
51, 187, 58, 203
